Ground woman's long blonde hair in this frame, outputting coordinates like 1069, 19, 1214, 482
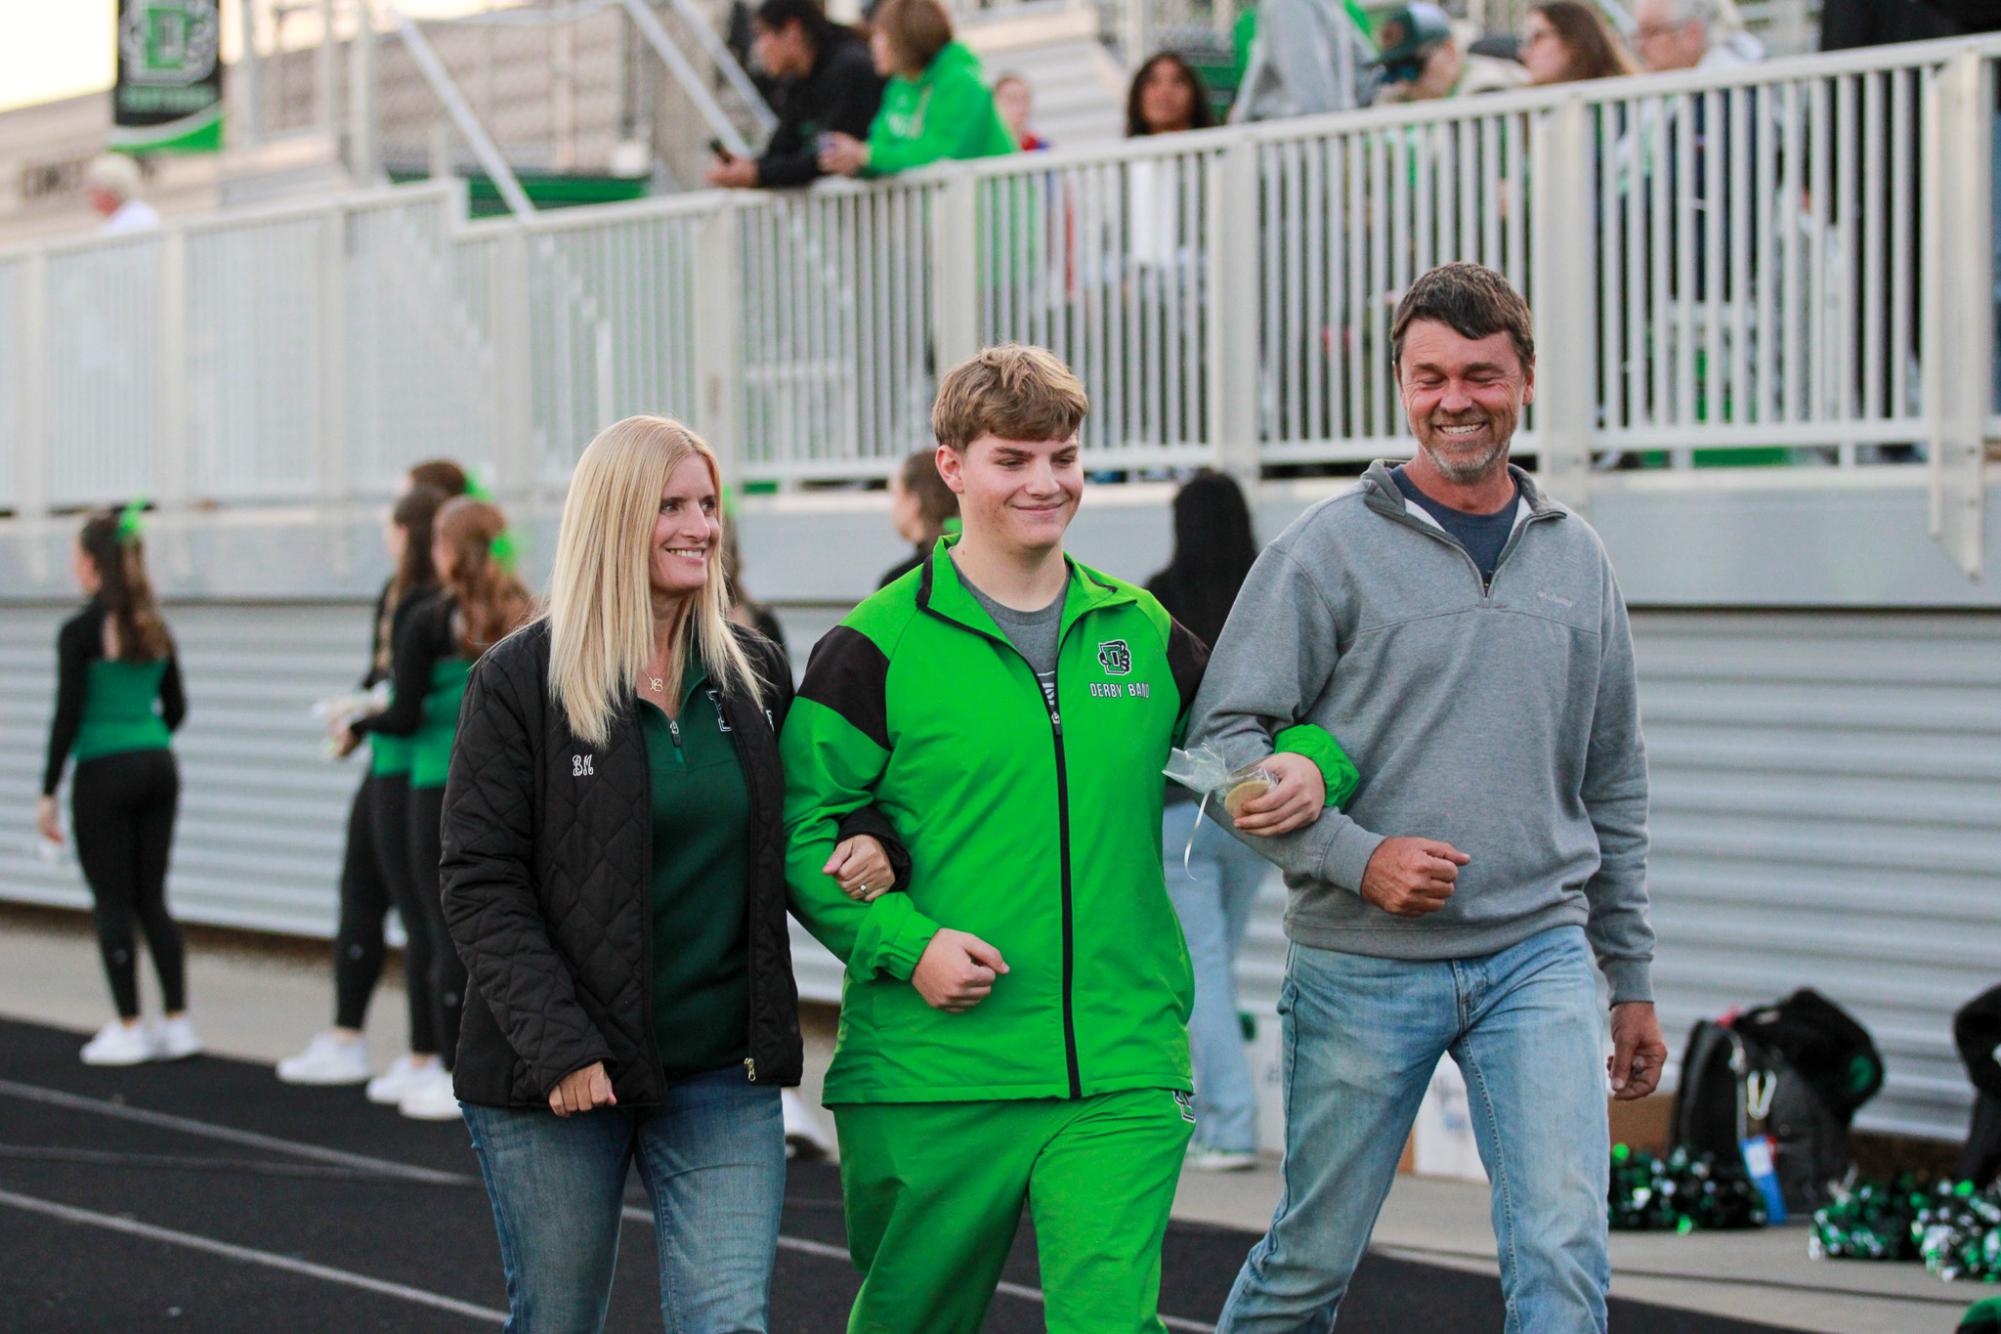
546, 415, 763, 746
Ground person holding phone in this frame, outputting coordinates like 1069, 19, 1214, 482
707, 0, 883, 190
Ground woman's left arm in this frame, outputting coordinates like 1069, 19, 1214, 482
159, 647, 187, 732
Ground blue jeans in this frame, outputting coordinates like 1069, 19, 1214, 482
461, 1068, 785, 1333
1163, 799, 1272, 1153
1219, 925, 1610, 1334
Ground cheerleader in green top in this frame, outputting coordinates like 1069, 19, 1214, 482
279, 471, 463, 1096
37, 508, 197, 1067
347, 496, 533, 1120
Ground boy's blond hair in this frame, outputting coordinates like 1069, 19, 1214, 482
931, 344, 1088, 451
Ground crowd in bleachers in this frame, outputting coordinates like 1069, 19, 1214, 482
706, 0, 2001, 199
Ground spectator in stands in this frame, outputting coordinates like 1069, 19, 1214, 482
708, 0, 883, 190
816, 0, 1016, 178
1127, 52, 1217, 137
1230, 0, 1365, 122
877, 447, 960, 588
1521, 2, 1640, 85
85, 155, 159, 235
1372, 3, 1529, 103
993, 73, 1051, 151
1633, 0, 1761, 74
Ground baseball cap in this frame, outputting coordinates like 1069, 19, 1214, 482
1370, 3, 1453, 68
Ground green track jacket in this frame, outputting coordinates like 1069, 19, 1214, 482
783, 540, 1208, 1104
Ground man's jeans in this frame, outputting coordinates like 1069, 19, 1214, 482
462, 1068, 785, 1333
1163, 799, 1273, 1153
1219, 925, 1610, 1334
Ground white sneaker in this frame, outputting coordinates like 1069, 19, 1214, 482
365, 1055, 429, 1105
398, 1067, 462, 1121
155, 1015, 203, 1061
781, 1089, 834, 1161
1184, 1142, 1258, 1173
277, 1032, 369, 1085
80, 1020, 157, 1066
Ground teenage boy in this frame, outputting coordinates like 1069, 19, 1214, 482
782, 343, 1332, 1333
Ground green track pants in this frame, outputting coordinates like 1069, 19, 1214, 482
833, 1088, 1195, 1333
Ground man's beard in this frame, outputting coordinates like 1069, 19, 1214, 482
1419, 421, 1509, 485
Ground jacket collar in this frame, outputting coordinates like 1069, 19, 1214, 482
1359, 458, 1565, 524
916, 534, 1134, 646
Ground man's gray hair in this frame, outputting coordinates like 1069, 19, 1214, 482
1658, 0, 1740, 36
85, 154, 143, 203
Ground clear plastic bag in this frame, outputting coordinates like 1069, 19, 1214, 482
1162, 744, 1279, 875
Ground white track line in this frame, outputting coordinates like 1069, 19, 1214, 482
0, 1079, 1218, 1333
0, 1186, 506, 1324
0, 1078, 467, 1185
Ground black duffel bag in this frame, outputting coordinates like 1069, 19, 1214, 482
1673, 990, 1884, 1213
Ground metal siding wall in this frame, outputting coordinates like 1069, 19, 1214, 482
1635, 611, 2001, 1139
3, 599, 1992, 1141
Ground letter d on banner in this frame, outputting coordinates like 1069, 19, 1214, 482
111, 0, 226, 154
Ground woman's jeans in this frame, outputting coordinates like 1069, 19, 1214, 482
1163, 799, 1274, 1153
462, 1068, 785, 1333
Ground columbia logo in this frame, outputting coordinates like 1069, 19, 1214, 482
1537, 590, 1575, 608
571, 754, 594, 777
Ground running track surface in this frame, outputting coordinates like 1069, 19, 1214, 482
0, 1019, 1805, 1332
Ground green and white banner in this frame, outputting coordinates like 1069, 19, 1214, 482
110, 0, 225, 154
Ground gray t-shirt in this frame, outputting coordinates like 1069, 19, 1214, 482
962, 572, 1066, 713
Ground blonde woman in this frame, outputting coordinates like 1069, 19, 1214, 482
440, 417, 901, 1331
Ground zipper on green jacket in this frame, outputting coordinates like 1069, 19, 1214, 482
916, 595, 1087, 1099
1045, 656, 1083, 1100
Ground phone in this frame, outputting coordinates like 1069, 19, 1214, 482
708, 138, 736, 163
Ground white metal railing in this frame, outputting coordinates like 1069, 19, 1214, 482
1, 34, 1994, 574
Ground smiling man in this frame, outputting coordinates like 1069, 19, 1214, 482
780, 343, 1329, 1333
1189, 264, 1665, 1334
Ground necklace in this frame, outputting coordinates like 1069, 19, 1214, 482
645, 670, 667, 694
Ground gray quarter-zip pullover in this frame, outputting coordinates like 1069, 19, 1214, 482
1187, 460, 1655, 1003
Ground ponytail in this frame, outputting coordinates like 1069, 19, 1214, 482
435, 497, 534, 658
79, 507, 171, 662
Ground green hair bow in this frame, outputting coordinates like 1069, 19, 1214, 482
461, 470, 521, 573
116, 498, 147, 545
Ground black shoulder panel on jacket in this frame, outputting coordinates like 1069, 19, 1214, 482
1166, 616, 1210, 717
797, 625, 891, 752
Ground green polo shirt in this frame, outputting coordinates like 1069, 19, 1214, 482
638, 661, 752, 1082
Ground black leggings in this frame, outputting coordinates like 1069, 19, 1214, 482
332, 774, 439, 1054
407, 784, 464, 1070
71, 751, 185, 1020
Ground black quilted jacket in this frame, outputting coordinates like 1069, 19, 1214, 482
440, 619, 898, 1107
